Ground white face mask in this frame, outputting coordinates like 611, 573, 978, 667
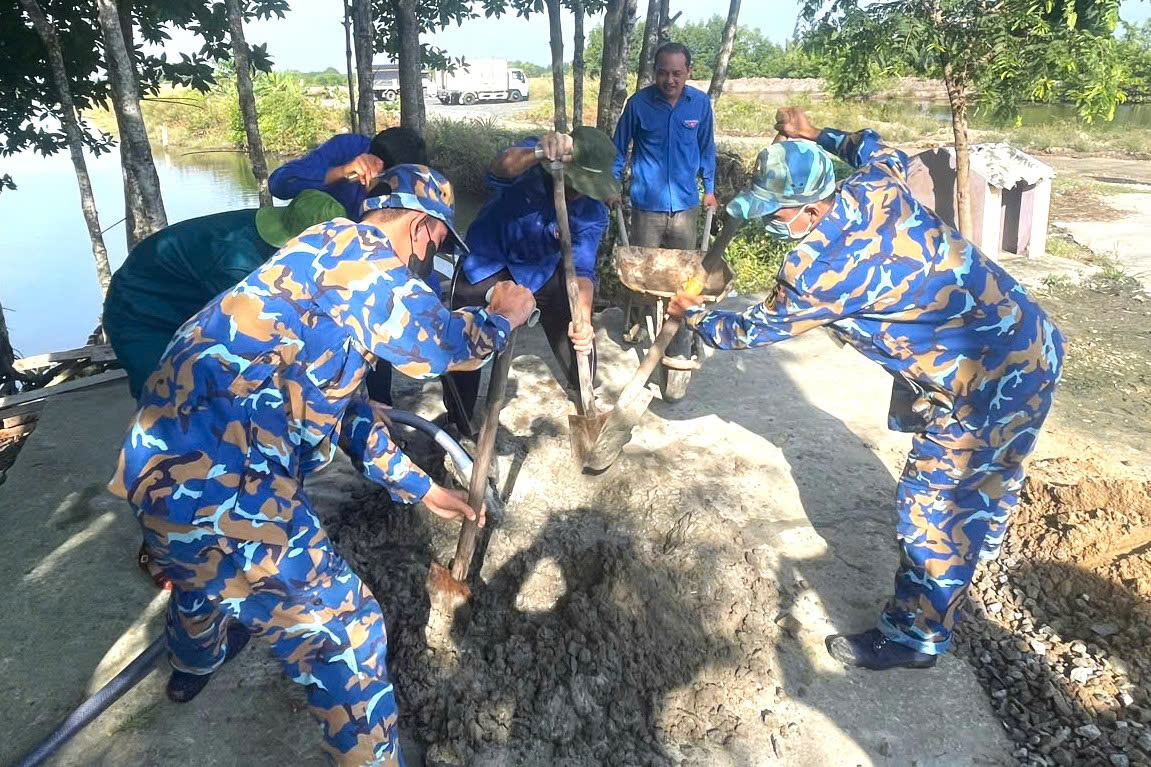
764, 207, 816, 241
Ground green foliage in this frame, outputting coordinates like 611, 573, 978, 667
801, 0, 1128, 126
584, 17, 824, 81
5, 0, 283, 158
724, 219, 793, 293
508, 60, 550, 78
286, 68, 348, 87
228, 72, 327, 154
1116, 21, 1151, 102
424, 117, 531, 196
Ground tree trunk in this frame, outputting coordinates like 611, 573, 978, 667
545, 0, 567, 133
225, 0, 271, 206
112, 0, 144, 249
95, 0, 166, 243
596, 0, 622, 132
343, 0, 358, 132
708, 0, 740, 105
396, 0, 425, 134
658, 0, 671, 43
608, 0, 638, 131
572, 0, 585, 127
946, 80, 973, 239
352, 0, 375, 135
21, 0, 113, 296
636, 0, 660, 90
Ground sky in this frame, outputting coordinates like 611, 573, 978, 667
157, 2, 805, 73
159, 0, 1151, 74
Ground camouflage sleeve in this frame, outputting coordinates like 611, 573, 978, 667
817, 128, 910, 181
340, 393, 432, 503
684, 247, 884, 349
683, 288, 835, 350
378, 277, 513, 377
316, 256, 512, 378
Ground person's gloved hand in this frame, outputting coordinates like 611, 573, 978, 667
486, 281, 537, 329
667, 291, 705, 320
536, 132, 574, 164
422, 483, 484, 528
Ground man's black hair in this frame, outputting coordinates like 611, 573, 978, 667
369, 127, 429, 167
654, 42, 692, 71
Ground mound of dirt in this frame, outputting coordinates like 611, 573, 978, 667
955, 457, 1151, 767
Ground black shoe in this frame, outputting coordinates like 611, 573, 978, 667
825, 628, 938, 670
166, 622, 251, 703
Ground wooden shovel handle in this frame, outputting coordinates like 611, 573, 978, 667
450, 329, 518, 584
550, 161, 597, 417
614, 215, 742, 406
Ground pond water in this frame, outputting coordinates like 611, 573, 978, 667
0, 146, 484, 357
862, 100, 1151, 129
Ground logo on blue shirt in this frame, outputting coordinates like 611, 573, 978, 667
683, 119, 699, 129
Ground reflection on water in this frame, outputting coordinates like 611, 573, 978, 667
0, 146, 485, 356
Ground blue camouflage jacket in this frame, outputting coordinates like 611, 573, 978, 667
110, 219, 510, 544
685, 128, 1063, 439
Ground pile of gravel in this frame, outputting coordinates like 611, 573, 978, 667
954, 469, 1151, 767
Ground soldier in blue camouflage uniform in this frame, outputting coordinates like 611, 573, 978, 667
669, 108, 1064, 670
109, 165, 537, 764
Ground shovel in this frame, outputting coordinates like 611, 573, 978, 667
580, 214, 742, 472
425, 327, 519, 647
549, 162, 610, 466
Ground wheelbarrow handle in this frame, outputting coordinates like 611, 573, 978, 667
615, 205, 630, 247
700, 205, 715, 251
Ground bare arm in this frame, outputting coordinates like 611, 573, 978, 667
488, 132, 574, 180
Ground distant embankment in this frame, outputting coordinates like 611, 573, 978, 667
688, 77, 950, 102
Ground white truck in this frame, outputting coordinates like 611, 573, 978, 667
371, 62, 435, 102
431, 59, 529, 105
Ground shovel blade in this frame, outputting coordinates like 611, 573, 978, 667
568, 410, 611, 466
574, 385, 656, 473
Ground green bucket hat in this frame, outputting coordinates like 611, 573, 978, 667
564, 126, 622, 202
255, 189, 345, 248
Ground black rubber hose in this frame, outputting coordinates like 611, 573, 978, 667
13, 409, 482, 767
13, 635, 166, 767
387, 408, 501, 516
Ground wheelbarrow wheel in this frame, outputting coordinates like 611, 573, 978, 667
659, 366, 692, 403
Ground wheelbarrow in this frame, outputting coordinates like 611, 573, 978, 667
613, 206, 734, 402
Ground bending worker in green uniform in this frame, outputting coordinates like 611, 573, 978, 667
103, 190, 344, 400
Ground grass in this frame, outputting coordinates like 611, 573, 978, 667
424, 117, 531, 196
85, 78, 350, 154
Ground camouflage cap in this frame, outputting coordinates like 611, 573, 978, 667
362, 164, 468, 252
727, 140, 837, 220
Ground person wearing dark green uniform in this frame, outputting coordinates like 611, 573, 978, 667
104, 190, 344, 399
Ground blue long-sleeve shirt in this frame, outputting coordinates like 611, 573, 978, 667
269, 134, 372, 220
613, 84, 716, 214
462, 137, 609, 292
269, 133, 441, 295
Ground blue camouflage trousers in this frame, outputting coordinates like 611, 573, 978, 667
879, 370, 1061, 655
140, 515, 403, 767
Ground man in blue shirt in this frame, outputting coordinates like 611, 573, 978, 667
613, 42, 717, 248
268, 127, 428, 220
269, 127, 429, 406
613, 42, 717, 359
442, 127, 618, 436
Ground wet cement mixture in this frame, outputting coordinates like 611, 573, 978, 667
318, 427, 787, 767
956, 457, 1151, 767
